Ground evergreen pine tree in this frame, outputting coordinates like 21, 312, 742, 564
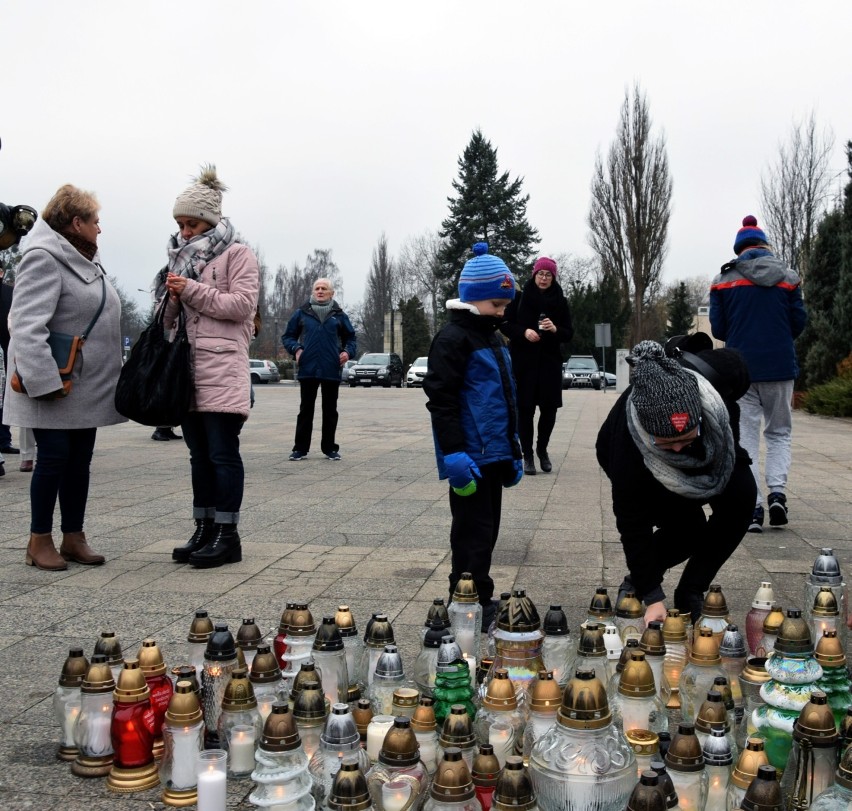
664, 281, 694, 339
438, 129, 539, 304
398, 296, 432, 369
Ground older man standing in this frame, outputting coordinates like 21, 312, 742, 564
283, 278, 356, 461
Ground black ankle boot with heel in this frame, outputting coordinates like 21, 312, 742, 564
189, 524, 242, 569
537, 448, 552, 473
172, 519, 214, 563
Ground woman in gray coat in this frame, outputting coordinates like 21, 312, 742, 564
4, 184, 125, 570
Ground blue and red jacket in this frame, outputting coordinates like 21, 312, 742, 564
709, 250, 806, 382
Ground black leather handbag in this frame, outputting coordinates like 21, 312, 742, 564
114, 297, 192, 426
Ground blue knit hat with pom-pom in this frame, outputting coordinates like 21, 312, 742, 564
733, 215, 768, 255
458, 242, 516, 303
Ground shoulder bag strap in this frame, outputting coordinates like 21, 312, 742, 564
80, 274, 107, 342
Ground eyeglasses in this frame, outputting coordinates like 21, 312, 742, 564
535, 271, 553, 278
652, 421, 701, 450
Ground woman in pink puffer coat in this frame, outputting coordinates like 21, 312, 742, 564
163, 166, 259, 569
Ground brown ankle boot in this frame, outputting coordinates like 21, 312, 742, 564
26, 533, 67, 570
60, 531, 105, 566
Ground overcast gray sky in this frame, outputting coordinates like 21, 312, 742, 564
4, 1, 851, 316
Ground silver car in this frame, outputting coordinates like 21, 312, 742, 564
341, 359, 357, 383
406, 357, 428, 387
249, 359, 280, 384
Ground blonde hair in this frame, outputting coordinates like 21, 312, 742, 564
42, 184, 100, 233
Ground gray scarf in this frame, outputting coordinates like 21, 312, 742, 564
627, 371, 735, 499
162, 218, 238, 296
310, 298, 334, 323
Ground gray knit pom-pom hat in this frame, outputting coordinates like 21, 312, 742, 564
173, 164, 227, 226
628, 340, 702, 438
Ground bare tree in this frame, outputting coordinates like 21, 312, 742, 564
760, 112, 835, 276
588, 84, 673, 344
396, 230, 443, 331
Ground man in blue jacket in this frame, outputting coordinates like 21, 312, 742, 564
283, 278, 356, 461
710, 216, 807, 532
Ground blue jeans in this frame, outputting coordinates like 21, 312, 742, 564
181, 412, 244, 524
30, 428, 97, 534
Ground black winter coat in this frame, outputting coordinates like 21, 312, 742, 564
500, 278, 573, 411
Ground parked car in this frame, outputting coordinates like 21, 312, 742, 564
589, 369, 617, 390
341, 359, 357, 383
562, 355, 600, 389
406, 356, 428, 387
249, 358, 280, 384
349, 352, 404, 388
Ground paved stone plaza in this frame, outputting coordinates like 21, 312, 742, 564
0, 383, 850, 809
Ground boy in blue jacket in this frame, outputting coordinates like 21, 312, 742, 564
423, 243, 524, 631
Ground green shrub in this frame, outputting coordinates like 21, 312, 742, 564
804, 376, 852, 417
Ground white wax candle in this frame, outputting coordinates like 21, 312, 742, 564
454, 629, 475, 658
382, 780, 412, 811
197, 767, 227, 811
488, 723, 513, 768
462, 654, 476, 686
87, 712, 113, 756
366, 716, 395, 762
170, 727, 200, 790
228, 727, 256, 775
258, 701, 273, 723
63, 704, 80, 746
415, 731, 438, 773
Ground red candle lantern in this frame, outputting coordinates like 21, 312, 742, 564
138, 638, 174, 761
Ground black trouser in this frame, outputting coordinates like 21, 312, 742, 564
448, 461, 511, 605
293, 378, 340, 455
30, 428, 97, 534
652, 459, 756, 613
518, 403, 557, 457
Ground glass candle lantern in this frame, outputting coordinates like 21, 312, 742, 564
607, 639, 641, 700
250, 644, 288, 724
711, 675, 737, 733
737, 658, 769, 750
640, 622, 670, 705
415, 622, 453, 697
528, 668, 636, 811
290, 660, 324, 708
423, 598, 451, 640
702, 727, 733, 811
160, 680, 204, 807
218, 667, 263, 777
755, 604, 785, 659
171, 665, 201, 699
809, 744, 852, 811
282, 604, 318, 691
522, 670, 561, 767
718, 625, 747, 724
367, 715, 396, 764
472, 744, 500, 811
449, 574, 483, 666
196, 749, 228, 811
392, 688, 420, 720
369, 645, 406, 715
249, 702, 315, 811
746, 582, 775, 656
310, 702, 371, 807
696, 585, 731, 641
814, 630, 852, 727
274, 603, 297, 671
737, 764, 782, 811
187, 610, 214, 677
694, 690, 735, 757
335, 605, 365, 705
492, 755, 537, 811
662, 610, 689, 710
573, 622, 610, 686
804, 549, 848, 650
811, 588, 842, 651
779, 691, 839, 809
433, 640, 476, 725
54, 647, 88, 761
423, 747, 482, 811
71, 654, 115, 778
625, 770, 668, 811
107, 658, 160, 793
586, 587, 615, 628
313, 616, 350, 707
664, 723, 707, 811
202, 623, 239, 748
474, 668, 525, 768
236, 617, 263, 673
615, 591, 645, 644
361, 614, 396, 691
328, 757, 374, 811
94, 630, 124, 684
366, 716, 431, 810
627, 730, 660, 781
138, 638, 173, 761
650, 759, 680, 810
412, 698, 440, 775
611, 650, 667, 736
541, 605, 576, 688
353, 698, 374, 745
486, 594, 511, 659
439, 704, 478, 771
678, 627, 726, 724
603, 626, 625, 681
727, 737, 770, 811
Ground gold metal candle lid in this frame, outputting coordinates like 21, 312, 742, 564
731, 737, 769, 789
815, 629, 846, 668
431, 748, 475, 801
578, 623, 606, 656
557, 668, 611, 730
365, 613, 395, 648
439, 704, 475, 747
137, 639, 166, 678
836, 744, 852, 790
187, 611, 214, 643
293, 680, 327, 721
615, 639, 641, 675
250, 644, 283, 683
351, 698, 373, 738
701, 584, 729, 617
94, 631, 123, 667
740, 658, 770, 687
492, 756, 536, 811
626, 771, 667, 811
640, 622, 666, 657
452, 572, 479, 603
291, 661, 322, 698
588, 587, 614, 620
812, 587, 840, 617
774, 609, 813, 655
329, 758, 372, 811
335, 605, 358, 637
530, 670, 562, 712
221, 667, 257, 711
237, 618, 263, 650
793, 691, 839, 746
626, 729, 660, 757
410, 697, 436, 732
278, 603, 296, 635
164, 680, 202, 726
287, 603, 317, 637
740, 765, 782, 811
762, 605, 785, 634
58, 647, 89, 688
618, 651, 656, 698
472, 744, 500, 787
392, 687, 420, 711
497, 588, 541, 633
113, 658, 151, 703
664, 723, 704, 773
379, 717, 420, 766
616, 591, 643, 620
260, 702, 301, 751
483, 668, 518, 710
314, 616, 345, 652
662, 610, 687, 644
81, 654, 115, 694
694, 690, 728, 734
689, 627, 721, 665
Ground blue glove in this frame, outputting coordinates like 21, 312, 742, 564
504, 459, 523, 488
444, 451, 481, 496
